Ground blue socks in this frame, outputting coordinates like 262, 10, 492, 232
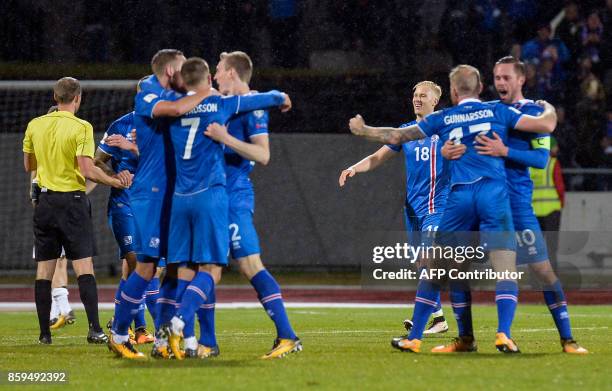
114, 272, 150, 336
176, 272, 214, 327
543, 280, 572, 340
450, 282, 473, 337
250, 269, 296, 340
197, 287, 217, 347
156, 277, 178, 330
145, 277, 160, 324
495, 280, 518, 337
134, 294, 146, 329
112, 279, 125, 330
408, 279, 440, 340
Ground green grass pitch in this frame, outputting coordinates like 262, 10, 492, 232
0, 305, 610, 390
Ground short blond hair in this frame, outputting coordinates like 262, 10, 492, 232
220, 51, 253, 83
413, 81, 442, 99
449, 65, 481, 96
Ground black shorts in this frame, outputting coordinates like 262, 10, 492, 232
33, 191, 97, 261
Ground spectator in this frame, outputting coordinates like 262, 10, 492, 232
575, 76, 607, 174
580, 11, 603, 72
554, 1, 582, 67
522, 23, 570, 82
523, 62, 540, 99
536, 47, 566, 104
554, 107, 578, 167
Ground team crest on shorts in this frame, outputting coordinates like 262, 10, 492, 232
149, 237, 160, 248
123, 236, 133, 245
253, 110, 265, 118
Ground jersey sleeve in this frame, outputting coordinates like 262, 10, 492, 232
247, 110, 269, 138
134, 90, 165, 118
76, 122, 95, 158
496, 103, 523, 129
98, 121, 122, 159
416, 111, 442, 137
23, 122, 34, 153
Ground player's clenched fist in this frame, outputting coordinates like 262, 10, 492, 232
338, 167, 356, 187
349, 114, 365, 135
205, 123, 229, 143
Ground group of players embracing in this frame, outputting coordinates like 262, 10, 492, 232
98, 49, 300, 360
342, 57, 588, 355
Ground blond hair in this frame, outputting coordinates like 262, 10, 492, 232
413, 81, 442, 99
220, 51, 253, 83
449, 65, 481, 96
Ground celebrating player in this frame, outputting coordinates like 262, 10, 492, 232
108, 49, 211, 359
94, 83, 158, 345
202, 51, 302, 359
338, 81, 450, 336
441, 56, 587, 354
160, 56, 292, 360
349, 64, 556, 353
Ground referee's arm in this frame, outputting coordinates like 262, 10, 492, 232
23, 152, 36, 172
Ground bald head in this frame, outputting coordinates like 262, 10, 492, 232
449, 65, 482, 102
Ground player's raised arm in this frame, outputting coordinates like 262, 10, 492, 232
338, 146, 397, 187
513, 100, 557, 134
349, 114, 426, 144
205, 123, 271, 165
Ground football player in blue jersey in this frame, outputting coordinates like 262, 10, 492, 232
441, 56, 587, 354
200, 51, 302, 359
94, 93, 159, 345
339, 81, 450, 336
349, 64, 557, 353
158, 57, 292, 360
108, 49, 212, 359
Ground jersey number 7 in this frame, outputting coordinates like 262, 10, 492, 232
182, 117, 200, 160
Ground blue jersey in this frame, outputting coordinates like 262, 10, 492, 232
225, 105, 269, 194
505, 99, 548, 202
417, 99, 523, 187
386, 120, 449, 216
169, 91, 284, 194
131, 75, 174, 200
98, 112, 137, 209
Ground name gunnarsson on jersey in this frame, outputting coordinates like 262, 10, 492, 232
442, 109, 495, 125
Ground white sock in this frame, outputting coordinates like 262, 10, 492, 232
154, 336, 168, 348
184, 336, 198, 351
113, 333, 129, 344
50, 299, 60, 319
432, 309, 444, 318
52, 287, 72, 315
170, 316, 185, 335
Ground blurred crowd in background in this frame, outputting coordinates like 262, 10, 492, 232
2, 0, 611, 173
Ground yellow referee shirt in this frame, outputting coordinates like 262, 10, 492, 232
22, 111, 95, 192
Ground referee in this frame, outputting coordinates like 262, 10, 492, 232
23, 77, 132, 344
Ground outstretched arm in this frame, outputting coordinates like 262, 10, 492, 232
349, 115, 426, 144
339, 146, 397, 187
514, 100, 557, 134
